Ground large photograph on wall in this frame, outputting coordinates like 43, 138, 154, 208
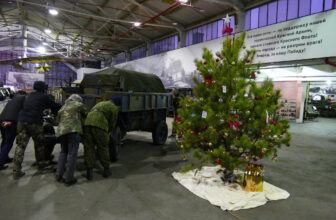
6, 71, 45, 90
116, 10, 336, 89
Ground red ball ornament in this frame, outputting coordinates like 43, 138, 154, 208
259, 153, 263, 158
253, 157, 258, 162
255, 96, 259, 100
216, 158, 220, 164
203, 61, 207, 65
216, 58, 220, 62
203, 125, 207, 130
271, 121, 278, 126
286, 143, 291, 147
251, 73, 256, 79
246, 58, 250, 63
180, 131, 184, 135
234, 114, 238, 118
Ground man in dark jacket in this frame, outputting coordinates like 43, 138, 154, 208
170, 88, 184, 137
0, 92, 26, 170
13, 81, 61, 179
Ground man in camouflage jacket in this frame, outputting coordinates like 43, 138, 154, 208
55, 94, 87, 185
83, 98, 120, 180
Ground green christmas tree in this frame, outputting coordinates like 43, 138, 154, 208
176, 32, 291, 176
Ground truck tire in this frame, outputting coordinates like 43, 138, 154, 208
152, 120, 168, 145
109, 126, 121, 162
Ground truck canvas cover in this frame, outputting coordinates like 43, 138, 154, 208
81, 67, 166, 93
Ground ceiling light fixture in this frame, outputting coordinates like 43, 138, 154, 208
48, 8, 58, 16
44, 28, 52, 34
42, 42, 48, 46
133, 22, 141, 27
179, 0, 188, 3
37, 46, 46, 54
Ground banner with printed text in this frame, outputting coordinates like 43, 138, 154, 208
116, 10, 336, 88
245, 9, 336, 63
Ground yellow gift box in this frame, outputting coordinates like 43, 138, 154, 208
242, 163, 264, 192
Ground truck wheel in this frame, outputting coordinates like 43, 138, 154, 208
152, 120, 168, 145
109, 126, 121, 162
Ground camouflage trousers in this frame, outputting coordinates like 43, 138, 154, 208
83, 126, 110, 169
13, 122, 45, 172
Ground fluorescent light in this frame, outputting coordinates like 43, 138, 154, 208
326, 80, 332, 85
44, 28, 52, 34
133, 22, 141, 27
42, 42, 48, 46
37, 46, 46, 54
48, 8, 58, 16
179, 0, 188, 3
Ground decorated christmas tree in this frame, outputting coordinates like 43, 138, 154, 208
175, 32, 291, 178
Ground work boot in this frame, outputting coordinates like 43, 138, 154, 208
65, 178, 77, 186
13, 171, 25, 180
55, 175, 64, 183
102, 167, 111, 178
37, 162, 48, 171
5, 157, 13, 164
86, 168, 93, 180
0, 164, 8, 170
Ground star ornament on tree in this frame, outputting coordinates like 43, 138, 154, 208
222, 14, 233, 35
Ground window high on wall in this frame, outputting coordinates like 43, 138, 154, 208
115, 52, 126, 64
245, 0, 335, 30
152, 35, 178, 55
130, 47, 146, 61
186, 16, 235, 46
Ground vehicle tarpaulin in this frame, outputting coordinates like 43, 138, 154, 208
81, 67, 166, 93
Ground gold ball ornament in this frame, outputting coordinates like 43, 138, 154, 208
209, 142, 213, 146
231, 61, 235, 65
182, 155, 187, 161
272, 157, 278, 162
238, 147, 243, 153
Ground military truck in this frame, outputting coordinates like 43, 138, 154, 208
62, 67, 172, 161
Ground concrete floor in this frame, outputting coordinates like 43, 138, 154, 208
0, 117, 335, 220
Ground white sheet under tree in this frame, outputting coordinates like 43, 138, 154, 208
172, 166, 290, 211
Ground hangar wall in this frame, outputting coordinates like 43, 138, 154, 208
115, 10, 336, 121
